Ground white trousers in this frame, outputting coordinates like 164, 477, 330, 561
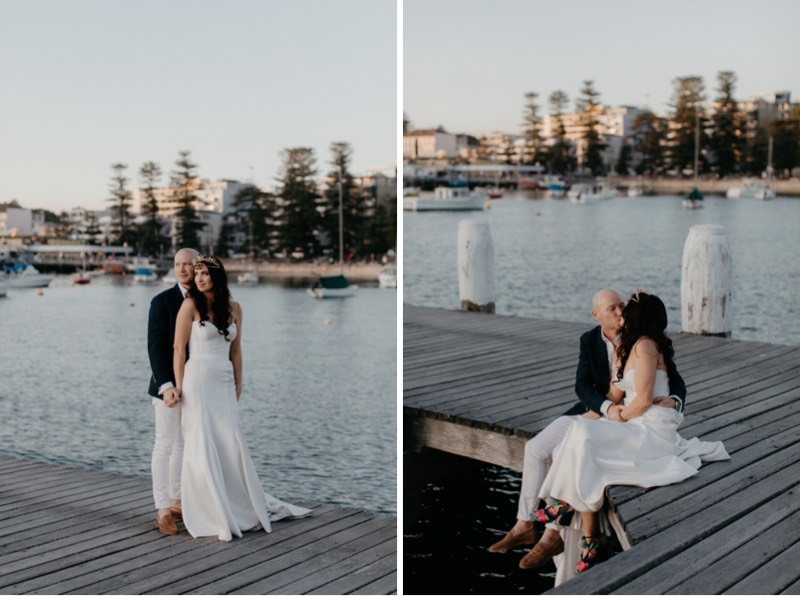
151, 397, 184, 510
516, 415, 577, 520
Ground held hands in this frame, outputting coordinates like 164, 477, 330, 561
607, 405, 624, 421
163, 387, 180, 408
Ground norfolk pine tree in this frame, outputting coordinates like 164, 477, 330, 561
577, 80, 607, 176
709, 71, 743, 177
171, 150, 205, 250
108, 163, 136, 246
275, 147, 322, 258
139, 161, 164, 256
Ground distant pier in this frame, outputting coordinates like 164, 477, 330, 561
0, 457, 396, 595
404, 304, 800, 594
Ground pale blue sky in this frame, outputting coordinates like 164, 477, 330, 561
404, 0, 800, 136
0, 0, 396, 212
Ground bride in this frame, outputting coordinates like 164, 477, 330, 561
174, 255, 310, 541
536, 290, 729, 575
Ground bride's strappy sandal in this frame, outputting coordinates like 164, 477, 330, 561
529, 499, 574, 524
576, 535, 602, 573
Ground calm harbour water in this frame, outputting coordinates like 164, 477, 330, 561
405, 193, 800, 345
404, 192, 799, 593
0, 277, 396, 515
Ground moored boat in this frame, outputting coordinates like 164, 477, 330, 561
8, 265, 55, 288
726, 178, 776, 200
133, 267, 157, 283
683, 187, 704, 209
237, 266, 259, 285
567, 182, 618, 204
403, 186, 486, 211
307, 274, 358, 298
378, 265, 397, 289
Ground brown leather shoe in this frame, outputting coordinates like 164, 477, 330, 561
170, 506, 182, 520
155, 511, 179, 535
519, 534, 564, 569
487, 526, 538, 553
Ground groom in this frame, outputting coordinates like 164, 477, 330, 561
487, 288, 687, 568
147, 247, 198, 535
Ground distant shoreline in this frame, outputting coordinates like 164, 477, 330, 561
615, 176, 800, 197
221, 259, 384, 284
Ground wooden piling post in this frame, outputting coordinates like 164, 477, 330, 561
681, 224, 732, 337
457, 219, 495, 313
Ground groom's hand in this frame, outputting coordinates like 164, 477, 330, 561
163, 387, 179, 408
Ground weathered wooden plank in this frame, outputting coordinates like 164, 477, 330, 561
182, 512, 386, 595
104, 506, 350, 595
668, 505, 800, 595
544, 460, 800, 594
300, 551, 396, 595
0, 457, 396, 595
612, 488, 800, 594
239, 523, 395, 594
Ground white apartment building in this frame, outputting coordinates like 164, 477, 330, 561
0, 202, 34, 237
132, 179, 254, 217
404, 128, 467, 159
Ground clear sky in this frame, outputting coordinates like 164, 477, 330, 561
404, 0, 800, 136
0, 0, 396, 212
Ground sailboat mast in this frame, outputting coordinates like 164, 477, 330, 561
767, 135, 773, 185
694, 110, 700, 183
338, 165, 344, 274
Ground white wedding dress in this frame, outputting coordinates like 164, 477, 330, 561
181, 320, 311, 541
539, 369, 730, 512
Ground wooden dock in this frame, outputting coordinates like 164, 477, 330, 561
0, 456, 396, 595
404, 304, 800, 595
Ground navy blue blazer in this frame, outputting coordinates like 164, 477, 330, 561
562, 325, 687, 416
147, 284, 186, 398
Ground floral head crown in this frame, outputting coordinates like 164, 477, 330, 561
193, 255, 221, 269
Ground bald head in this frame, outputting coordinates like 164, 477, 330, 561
591, 289, 625, 338
174, 248, 200, 288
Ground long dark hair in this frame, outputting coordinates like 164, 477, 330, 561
615, 291, 679, 390
188, 255, 233, 341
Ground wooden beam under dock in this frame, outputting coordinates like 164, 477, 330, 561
404, 304, 800, 594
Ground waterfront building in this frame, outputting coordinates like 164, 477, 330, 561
131, 178, 254, 217
0, 202, 35, 237
403, 127, 469, 160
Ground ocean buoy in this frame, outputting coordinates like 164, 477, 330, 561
129, 302, 136, 307
324, 319, 333, 326
37, 289, 44, 296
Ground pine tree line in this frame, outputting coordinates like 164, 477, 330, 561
97, 145, 395, 260
427, 71, 800, 178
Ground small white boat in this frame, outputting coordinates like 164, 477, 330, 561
307, 274, 358, 298
378, 265, 397, 289
133, 267, 157, 283
403, 186, 421, 197
726, 178, 776, 200
237, 266, 259, 285
161, 269, 177, 284
9, 265, 55, 288
126, 256, 159, 273
627, 185, 643, 197
568, 182, 618, 204
403, 186, 486, 211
